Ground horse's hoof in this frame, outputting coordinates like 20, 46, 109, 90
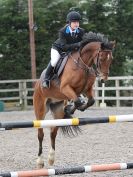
64, 105, 75, 116
77, 105, 86, 112
87, 98, 95, 107
79, 107, 86, 112
48, 159, 54, 166
37, 163, 44, 169
36, 155, 44, 169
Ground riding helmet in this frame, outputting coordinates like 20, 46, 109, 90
66, 11, 81, 23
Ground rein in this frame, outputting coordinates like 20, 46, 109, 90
71, 48, 100, 74
70, 45, 112, 78
73, 56, 91, 73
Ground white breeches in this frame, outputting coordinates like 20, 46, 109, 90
50, 48, 61, 67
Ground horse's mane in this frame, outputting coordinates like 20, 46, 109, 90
81, 32, 113, 50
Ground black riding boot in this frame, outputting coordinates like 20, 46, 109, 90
42, 63, 54, 88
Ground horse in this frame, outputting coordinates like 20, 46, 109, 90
67, 40, 115, 113
33, 32, 115, 168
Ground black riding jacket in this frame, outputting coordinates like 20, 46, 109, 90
52, 25, 85, 53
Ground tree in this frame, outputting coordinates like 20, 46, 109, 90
113, 0, 133, 76
0, 0, 30, 79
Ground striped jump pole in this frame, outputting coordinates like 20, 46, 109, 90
0, 114, 133, 131
0, 162, 133, 177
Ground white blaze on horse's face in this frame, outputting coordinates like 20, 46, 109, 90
98, 50, 113, 82
107, 54, 110, 60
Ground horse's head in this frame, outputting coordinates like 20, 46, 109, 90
80, 32, 115, 82
94, 41, 115, 82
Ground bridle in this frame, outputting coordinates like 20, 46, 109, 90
93, 49, 113, 77
72, 47, 101, 74
71, 44, 113, 77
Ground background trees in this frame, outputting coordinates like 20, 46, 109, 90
0, 0, 132, 80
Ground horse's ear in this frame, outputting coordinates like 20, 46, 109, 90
110, 40, 116, 49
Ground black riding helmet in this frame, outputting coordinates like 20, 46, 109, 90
66, 11, 81, 23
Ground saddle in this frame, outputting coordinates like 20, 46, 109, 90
54, 52, 70, 76
40, 52, 70, 86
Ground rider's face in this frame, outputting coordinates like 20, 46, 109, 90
70, 21, 79, 31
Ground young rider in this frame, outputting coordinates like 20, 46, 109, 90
42, 11, 85, 88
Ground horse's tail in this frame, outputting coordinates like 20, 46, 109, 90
49, 100, 82, 137
60, 115, 82, 138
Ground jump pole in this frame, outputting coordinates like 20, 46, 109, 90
0, 114, 133, 131
0, 162, 133, 177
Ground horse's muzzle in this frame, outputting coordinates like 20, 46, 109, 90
100, 79, 105, 83
99, 75, 108, 83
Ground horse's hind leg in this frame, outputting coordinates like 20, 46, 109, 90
48, 127, 58, 165
33, 89, 49, 168
48, 101, 65, 165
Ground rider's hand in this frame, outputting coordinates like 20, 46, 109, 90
73, 42, 81, 50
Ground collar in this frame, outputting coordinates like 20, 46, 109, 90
66, 25, 79, 34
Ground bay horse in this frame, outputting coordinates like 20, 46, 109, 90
33, 32, 115, 168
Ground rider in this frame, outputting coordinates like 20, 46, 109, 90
42, 11, 85, 88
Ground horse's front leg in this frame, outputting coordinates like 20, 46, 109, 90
64, 101, 76, 115
79, 87, 95, 111
66, 86, 95, 113
79, 96, 95, 111
60, 85, 85, 115
64, 96, 86, 115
